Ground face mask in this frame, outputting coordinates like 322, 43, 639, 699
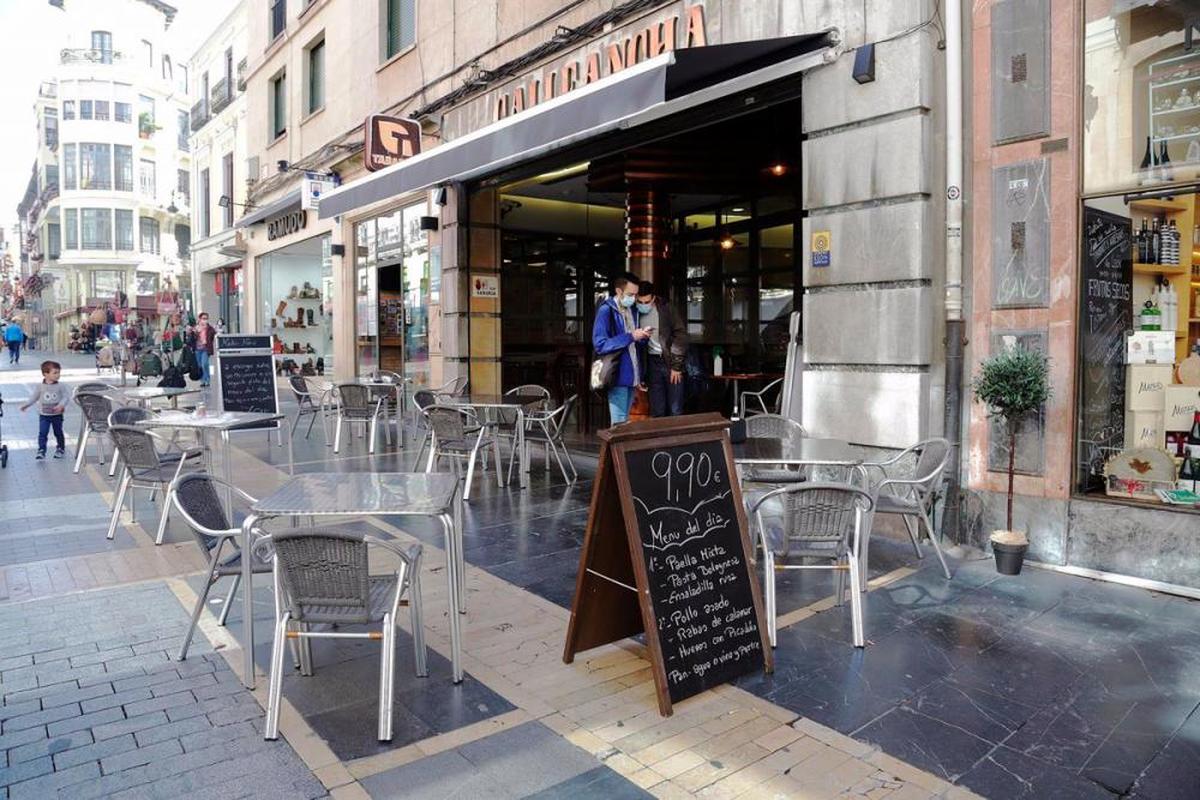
636, 302, 653, 314
619, 294, 636, 308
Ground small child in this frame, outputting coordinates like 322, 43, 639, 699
21, 360, 67, 460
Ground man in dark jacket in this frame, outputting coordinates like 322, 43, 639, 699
636, 281, 687, 417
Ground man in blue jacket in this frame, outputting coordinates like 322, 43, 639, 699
593, 273, 652, 425
3, 321, 24, 366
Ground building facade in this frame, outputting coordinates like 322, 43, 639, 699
187, 0, 248, 332
17, 0, 192, 349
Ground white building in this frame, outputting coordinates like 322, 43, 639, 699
17, 0, 192, 348
187, 0, 247, 332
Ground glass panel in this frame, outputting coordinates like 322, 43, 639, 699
721, 231, 750, 275
759, 270, 794, 371
1083, 2, 1197, 193
92, 270, 123, 297
139, 159, 156, 198
64, 209, 77, 249
260, 235, 333, 371
115, 102, 132, 123
94, 100, 109, 121
354, 219, 378, 373
114, 145, 132, 191
80, 208, 112, 250
139, 217, 159, 254
63, 144, 76, 189
756, 194, 797, 216
687, 239, 716, 279
722, 204, 751, 225
136, 272, 159, 294
308, 40, 324, 113
684, 212, 718, 233
401, 202, 432, 389
115, 209, 133, 250
79, 143, 111, 190
80, 100, 92, 120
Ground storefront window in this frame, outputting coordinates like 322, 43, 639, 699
1083, 3, 1199, 194
353, 201, 439, 387
258, 234, 333, 375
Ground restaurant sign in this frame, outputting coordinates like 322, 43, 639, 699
492, 3, 708, 121
364, 115, 422, 173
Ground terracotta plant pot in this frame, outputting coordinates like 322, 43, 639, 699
990, 530, 1028, 576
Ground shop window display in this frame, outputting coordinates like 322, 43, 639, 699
257, 234, 333, 377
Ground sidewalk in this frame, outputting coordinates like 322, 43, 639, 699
1, 351, 1196, 799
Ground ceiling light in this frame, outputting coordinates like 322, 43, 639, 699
719, 235, 736, 250
731, 207, 746, 213
769, 163, 787, 177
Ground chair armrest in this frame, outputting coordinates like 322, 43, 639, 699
364, 535, 422, 567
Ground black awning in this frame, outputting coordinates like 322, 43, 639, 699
234, 190, 301, 229
319, 32, 836, 220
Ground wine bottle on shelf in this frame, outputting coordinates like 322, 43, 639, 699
1181, 456, 1198, 494
1137, 219, 1149, 263
1140, 136, 1154, 182
1151, 219, 1162, 264
1159, 141, 1172, 182
1187, 410, 1200, 460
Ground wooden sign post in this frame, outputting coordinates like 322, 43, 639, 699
563, 414, 772, 716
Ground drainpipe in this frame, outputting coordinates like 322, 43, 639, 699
942, 0, 967, 544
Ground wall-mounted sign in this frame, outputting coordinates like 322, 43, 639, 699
492, 3, 708, 121
811, 230, 831, 268
301, 172, 338, 212
364, 115, 422, 172
471, 275, 499, 299
267, 209, 308, 241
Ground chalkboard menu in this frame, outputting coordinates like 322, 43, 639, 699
215, 333, 279, 428
1078, 206, 1132, 490
564, 414, 771, 715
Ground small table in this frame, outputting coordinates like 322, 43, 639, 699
114, 386, 200, 410
733, 436, 863, 469
239, 472, 464, 688
442, 394, 532, 489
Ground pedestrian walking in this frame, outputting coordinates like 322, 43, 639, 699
592, 272, 651, 426
635, 280, 688, 417
193, 312, 216, 387
20, 360, 67, 460
3, 320, 23, 365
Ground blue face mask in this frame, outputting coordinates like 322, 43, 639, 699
619, 294, 636, 308
635, 302, 653, 314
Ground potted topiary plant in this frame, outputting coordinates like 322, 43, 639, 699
971, 346, 1051, 575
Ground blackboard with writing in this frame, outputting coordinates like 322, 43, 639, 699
1078, 206, 1131, 490
215, 334, 272, 353
217, 355, 279, 422
564, 414, 771, 716
624, 440, 766, 703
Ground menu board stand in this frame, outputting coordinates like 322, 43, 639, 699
214, 333, 280, 433
563, 414, 772, 716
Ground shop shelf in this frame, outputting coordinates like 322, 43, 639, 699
1151, 131, 1200, 144
1133, 262, 1189, 276
1152, 74, 1200, 91
1152, 104, 1200, 117
1130, 197, 1191, 212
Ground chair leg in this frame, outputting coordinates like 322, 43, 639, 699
369, 416, 378, 455
901, 515, 923, 558
264, 612, 291, 740
764, 553, 777, 648
463, 448, 480, 502
106, 472, 130, 540
835, 568, 847, 607
333, 414, 343, 453
73, 427, 90, 473
377, 614, 395, 741
217, 573, 240, 627
409, 567, 428, 677
179, 555, 222, 661
297, 623, 313, 677
305, 409, 317, 439
847, 558, 866, 648
919, 506, 952, 580
412, 429, 430, 471
154, 488, 173, 545
108, 450, 120, 478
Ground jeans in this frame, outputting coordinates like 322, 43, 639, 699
196, 350, 211, 385
6, 342, 19, 363
607, 385, 634, 425
38, 414, 65, 453
646, 355, 684, 417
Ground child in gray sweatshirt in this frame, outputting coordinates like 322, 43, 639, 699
21, 360, 67, 459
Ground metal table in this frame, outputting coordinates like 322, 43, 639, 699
733, 436, 864, 469
710, 373, 782, 415
113, 386, 200, 409
240, 471, 464, 688
442, 394, 532, 489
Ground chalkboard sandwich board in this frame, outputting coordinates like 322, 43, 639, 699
563, 413, 772, 716
214, 333, 280, 431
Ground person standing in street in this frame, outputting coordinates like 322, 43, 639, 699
20, 360, 67, 459
3, 320, 23, 365
193, 312, 217, 387
635, 281, 688, 417
592, 272, 651, 426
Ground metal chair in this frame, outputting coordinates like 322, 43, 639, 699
106, 406, 163, 482
739, 378, 784, 418
333, 383, 390, 454
74, 391, 114, 475
862, 438, 953, 581
497, 385, 550, 480
742, 414, 808, 485
424, 405, 500, 501
369, 371, 406, 442
288, 375, 321, 440
750, 483, 874, 647
169, 473, 269, 661
72, 382, 112, 455
263, 529, 426, 742
410, 389, 438, 469
518, 393, 578, 484
105, 424, 204, 544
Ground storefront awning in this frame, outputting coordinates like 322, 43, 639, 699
235, 190, 301, 229
319, 32, 838, 220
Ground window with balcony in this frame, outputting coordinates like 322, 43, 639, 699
138, 95, 155, 138
79, 143, 112, 190
94, 100, 109, 121
114, 145, 132, 191
199, 168, 211, 238
115, 209, 133, 250
162, 55, 172, 83
81, 208, 113, 250
222, 153, 233, 228
306, 37, 324, 115
45, 165, 58, 189
175, 224, 191, 258
63, 144, 76, 189
92, 270, 124, 297
224, 47, 233, 92
139, 216, 159, 254
79, 100, 93, 120
270, 0, 286, 40
62, 101, 75, 120
176, 65, 188, 95
47, 223, 61, 260
44, 109, 57, 149
115, 102, 132, 123
384, 0, 415, 61
91, 31, 112, 64
139, 159, 156, 198
177, 169, 189, 203
271, 71, 286, 139
177, 110, 189, 151
64, 209, 77, 249
136, 271, 159, 295
141, 40, 153, 69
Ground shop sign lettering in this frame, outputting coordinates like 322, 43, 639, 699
471, 275, 499, 299
267, 210, 308, 241
364, 115, 422, 172
493, 3, 708, 121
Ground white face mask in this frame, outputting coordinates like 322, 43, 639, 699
619, 294, 636, 308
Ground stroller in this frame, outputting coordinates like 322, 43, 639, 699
0, 393, 8, 468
